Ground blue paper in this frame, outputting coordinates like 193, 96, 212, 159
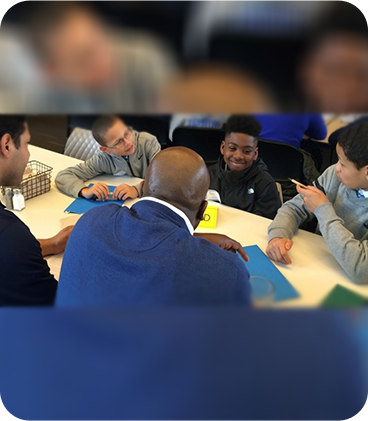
64, 184, 124, 214
239, 245, 299, 302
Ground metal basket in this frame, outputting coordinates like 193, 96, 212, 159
16, 160, 53, 201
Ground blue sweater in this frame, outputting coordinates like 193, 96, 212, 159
254, 114, 327, 148
56, 201, 251, 306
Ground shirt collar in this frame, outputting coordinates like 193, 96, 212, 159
357, 189, 368, 198
139, 197, 194, 235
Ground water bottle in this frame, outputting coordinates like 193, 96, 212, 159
12, 189, 25, 211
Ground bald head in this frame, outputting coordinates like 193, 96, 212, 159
143, 147, 210, 225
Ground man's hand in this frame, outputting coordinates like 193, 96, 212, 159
266, 237, 293, 264
80, 182, 110, 201
297, 185, 329, 213
194, 233, 249, 262
39, 225, 74, 257
113, 184, 138, 200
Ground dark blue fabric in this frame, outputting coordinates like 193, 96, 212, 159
0, 308, 366, 420
0, 202, 57, 306
254, 114, 327, 148
56, 201, 251, 306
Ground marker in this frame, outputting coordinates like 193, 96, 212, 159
288, 178, 308, 189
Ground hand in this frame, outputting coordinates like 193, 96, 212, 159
113, 184, 139, 200
81, 182, 110, 201
266, 237, 293, 265
297, 185, 329, 213
39, 225, 74, 257
194, 233, 249, 262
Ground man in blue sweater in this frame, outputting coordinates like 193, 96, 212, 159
57, 147, 251, 306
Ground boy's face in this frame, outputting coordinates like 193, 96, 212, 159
220, 132, 258, 172
335, 143, 368, 190
100, 120, 135, 157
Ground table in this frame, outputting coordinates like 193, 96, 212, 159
13, 145, 368, 307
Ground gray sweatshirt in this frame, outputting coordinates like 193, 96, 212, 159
55, 130, 161, 198
268, 165, 368, 284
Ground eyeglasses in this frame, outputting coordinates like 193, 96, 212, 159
106, 129, 132, 149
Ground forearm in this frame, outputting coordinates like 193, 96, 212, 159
38, 238, 57, 257
315, 203, 368, 284
268, 196, 313, 242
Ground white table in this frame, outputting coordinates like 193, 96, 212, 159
13, 145, 368, 307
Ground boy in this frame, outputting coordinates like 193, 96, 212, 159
208, 115, 281, 219
56, 115, 161, 200
266, 122, 368, 284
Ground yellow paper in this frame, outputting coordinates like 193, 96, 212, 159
198, 206, 218, 229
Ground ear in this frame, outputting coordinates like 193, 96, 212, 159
197, 200, 208, 221
220, 141, 225, 155
99, 145, 108, 154
253, 146, 259, 161
0, 134, 12, 158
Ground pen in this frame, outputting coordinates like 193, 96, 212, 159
288, 178, 308, 189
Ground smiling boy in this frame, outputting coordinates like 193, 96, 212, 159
208, 115, 281, 219
56, 115, 161, 200
266, 122, 368, 284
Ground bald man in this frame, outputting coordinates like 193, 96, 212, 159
56, 147, 251, 306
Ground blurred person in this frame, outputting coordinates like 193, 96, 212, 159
0, 1, 177, 112
55, 115, 161, 200
183, 1, 330, 61
298, 31, 368, 112
266, 122, 368, 285
56, 147, 251, 307
156, 64, 277, 113
0, 116, 73, 306
208, 115, 281, 219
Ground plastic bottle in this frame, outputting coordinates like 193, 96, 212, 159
12, 189, 25, 211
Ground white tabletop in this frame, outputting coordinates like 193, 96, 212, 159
12, 145, 368, 307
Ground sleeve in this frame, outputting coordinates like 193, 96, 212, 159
314, 203, 368, 284
253, 176, 282, 219
304, 114, 328, 140
144, 135, 161, 163
268, 194, 315, 242
55, 154, 112, 197
0, 222, 58, 305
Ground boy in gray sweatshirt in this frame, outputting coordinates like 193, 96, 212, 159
55, 115, 161, 200
266, 122, 368, 284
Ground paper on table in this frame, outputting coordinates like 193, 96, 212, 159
320, 284, 367, 308
239, 245, 299, 302
64, 184, 124, 214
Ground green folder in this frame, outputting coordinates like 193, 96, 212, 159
320, 284, 368, 308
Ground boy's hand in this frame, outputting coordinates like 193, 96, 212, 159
194, 233, 249, 262
297, 185, 329, 213
113, 184, 138, 200
39, 225, 74, 257
81, 182, 110, 201
266, 237, 293, 264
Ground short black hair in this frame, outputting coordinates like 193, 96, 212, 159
0, 115, 27, 149
338, 122, 368, 170
224, 115, 262, 145
92, 115, 121, 146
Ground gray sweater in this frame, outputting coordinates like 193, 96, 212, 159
55, 130, 161, 198
268, 165, 368, 284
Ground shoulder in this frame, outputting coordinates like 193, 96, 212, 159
136, 131, 158, 144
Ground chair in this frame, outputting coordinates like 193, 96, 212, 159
275, 182, 283, 205
257, 138, 305, 184
63, 127, 100, 161
172, 127, 225, 166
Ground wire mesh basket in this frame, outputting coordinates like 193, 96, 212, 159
16, 160, 53, 200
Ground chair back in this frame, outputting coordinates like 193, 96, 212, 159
63, 128, 100, 161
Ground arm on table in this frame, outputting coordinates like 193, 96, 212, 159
38, 226, 74, 257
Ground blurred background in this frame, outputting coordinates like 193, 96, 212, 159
0, 1, 367, 113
